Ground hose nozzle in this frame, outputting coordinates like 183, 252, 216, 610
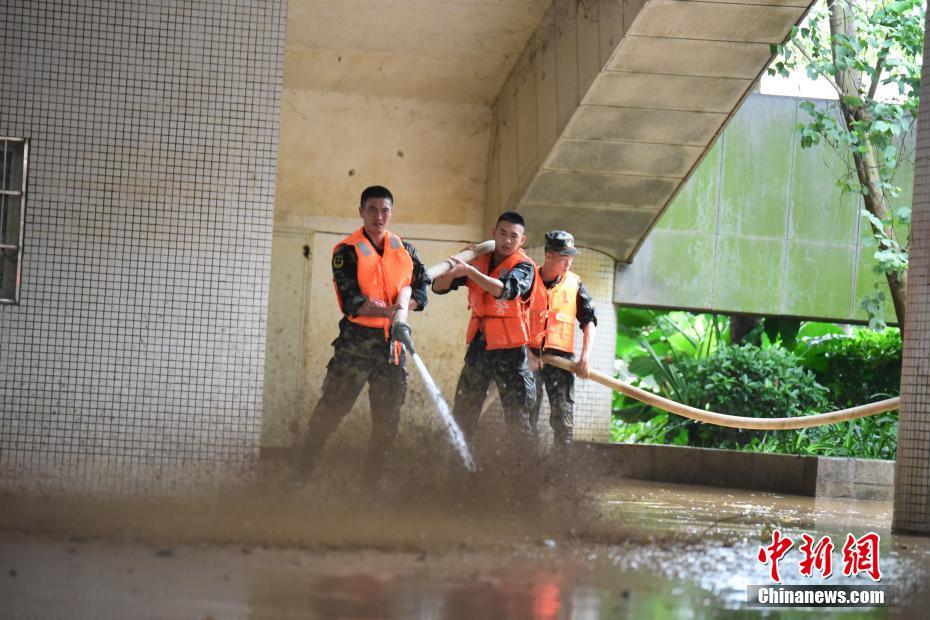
391, 321, 416, 356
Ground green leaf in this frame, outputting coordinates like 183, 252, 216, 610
628, 355, 660, 378
617, 307, 658, 330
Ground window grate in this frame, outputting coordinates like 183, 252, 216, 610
0, 137, 29, 304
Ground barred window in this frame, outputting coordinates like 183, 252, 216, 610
1, 137, 29, 304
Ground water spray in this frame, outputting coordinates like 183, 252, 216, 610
389, 241, 496, 472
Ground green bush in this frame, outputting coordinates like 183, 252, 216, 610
797, 328, 902, 406
612, 315, 902, 459
792, 328, 901, 460
673, 344, 831, 448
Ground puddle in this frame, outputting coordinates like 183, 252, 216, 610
2, 477, 929, 617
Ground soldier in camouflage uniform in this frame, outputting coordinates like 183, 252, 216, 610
431, 212, 538, 460
527, 231, 598, 446
296, 186, 429, 485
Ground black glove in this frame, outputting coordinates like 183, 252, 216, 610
390, 321, 416, 357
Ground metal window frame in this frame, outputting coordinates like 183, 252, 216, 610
0, 136, 29, 304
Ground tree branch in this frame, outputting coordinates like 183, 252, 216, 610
828, 0, 864, 98
792, 42, 844, 98
867, 55, 885, 101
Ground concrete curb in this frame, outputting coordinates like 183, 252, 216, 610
577, 442, 895, 500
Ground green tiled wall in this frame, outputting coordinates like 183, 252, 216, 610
617, 93, 908, 325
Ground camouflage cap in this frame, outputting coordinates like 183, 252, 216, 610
544, 230, 579, 256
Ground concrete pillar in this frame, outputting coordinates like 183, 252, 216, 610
892, 12, 930, 534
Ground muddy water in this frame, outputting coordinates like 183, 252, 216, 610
2, 471, 930, 618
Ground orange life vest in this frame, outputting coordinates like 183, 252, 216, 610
333, 228, 413, 339
465, 250, 536, 350
529, 269, 580, 354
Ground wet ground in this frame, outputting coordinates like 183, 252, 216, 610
2, 474, 929, 619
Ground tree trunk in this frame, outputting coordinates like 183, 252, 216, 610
729, 314, 762, 345
849, 119, 908, 324
828, 0, 907, 326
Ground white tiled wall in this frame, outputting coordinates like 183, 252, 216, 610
0, 0, 286, 491
893, 10, 930, 534
525, 245, 615, 443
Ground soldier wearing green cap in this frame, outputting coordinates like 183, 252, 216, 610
527, 231, 598, 446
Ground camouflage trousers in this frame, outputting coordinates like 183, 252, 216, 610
529, 363, 575, 445
452, 336, 536, 443
297, 323, 406, 483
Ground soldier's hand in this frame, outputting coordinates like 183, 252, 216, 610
528, 350, 542, 372
407, 298, 420, 311
574, 357, 591, 379
359, 299, 380, 316
462, 243, 479, 255
360, 299, 397, 318
446, 256, 472, 278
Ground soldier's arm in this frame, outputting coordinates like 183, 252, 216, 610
576, 282, 598, 329
332, 244, 366, 317
431, 264, 468, 295
508, 260, 536, 301
453, 259, 534, 300
454, 255, 506, 298
402, 241, 430, 311
574, 282, 598, 378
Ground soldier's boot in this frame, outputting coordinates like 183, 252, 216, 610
294, 407, 347, 483
360, 445, 388, 492
529, 370, 545, 437
553, 428, 573, 449
293, 435, 320, 483
550, 388, 574, 450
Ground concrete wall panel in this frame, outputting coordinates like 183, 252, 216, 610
609, 37, 771, 79
616, 94, 899, 325
275, 91, 490, 235
576, 1, 602, 100
535, 10, 560, 163
515, 48, 540, 190
547, 139, 703, 178
498, 92, 520, 210
554, 0, 580, 133
565, 106, 727, 145
598, 0, 626, 68
631, 1, 805, 43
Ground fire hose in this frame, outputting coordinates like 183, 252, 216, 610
388, 241, 495, 359
542, 355, 899, 430
391, 240, 899, 429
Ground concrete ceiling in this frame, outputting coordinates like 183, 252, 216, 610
285, 0, 553, 104
502, 0, 814, 261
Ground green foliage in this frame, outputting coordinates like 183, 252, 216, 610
610, 412, 689, 446
768, 0, 922, 327
738, 413, 898, 460
796, 327, 902, 406
614, 308, 729, 425
859, 288, 889, 331
672, 344, 832, 448
613, 309, 901, 460
769, 0, 924, 154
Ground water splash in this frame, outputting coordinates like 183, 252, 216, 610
411, 353, 477, 472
